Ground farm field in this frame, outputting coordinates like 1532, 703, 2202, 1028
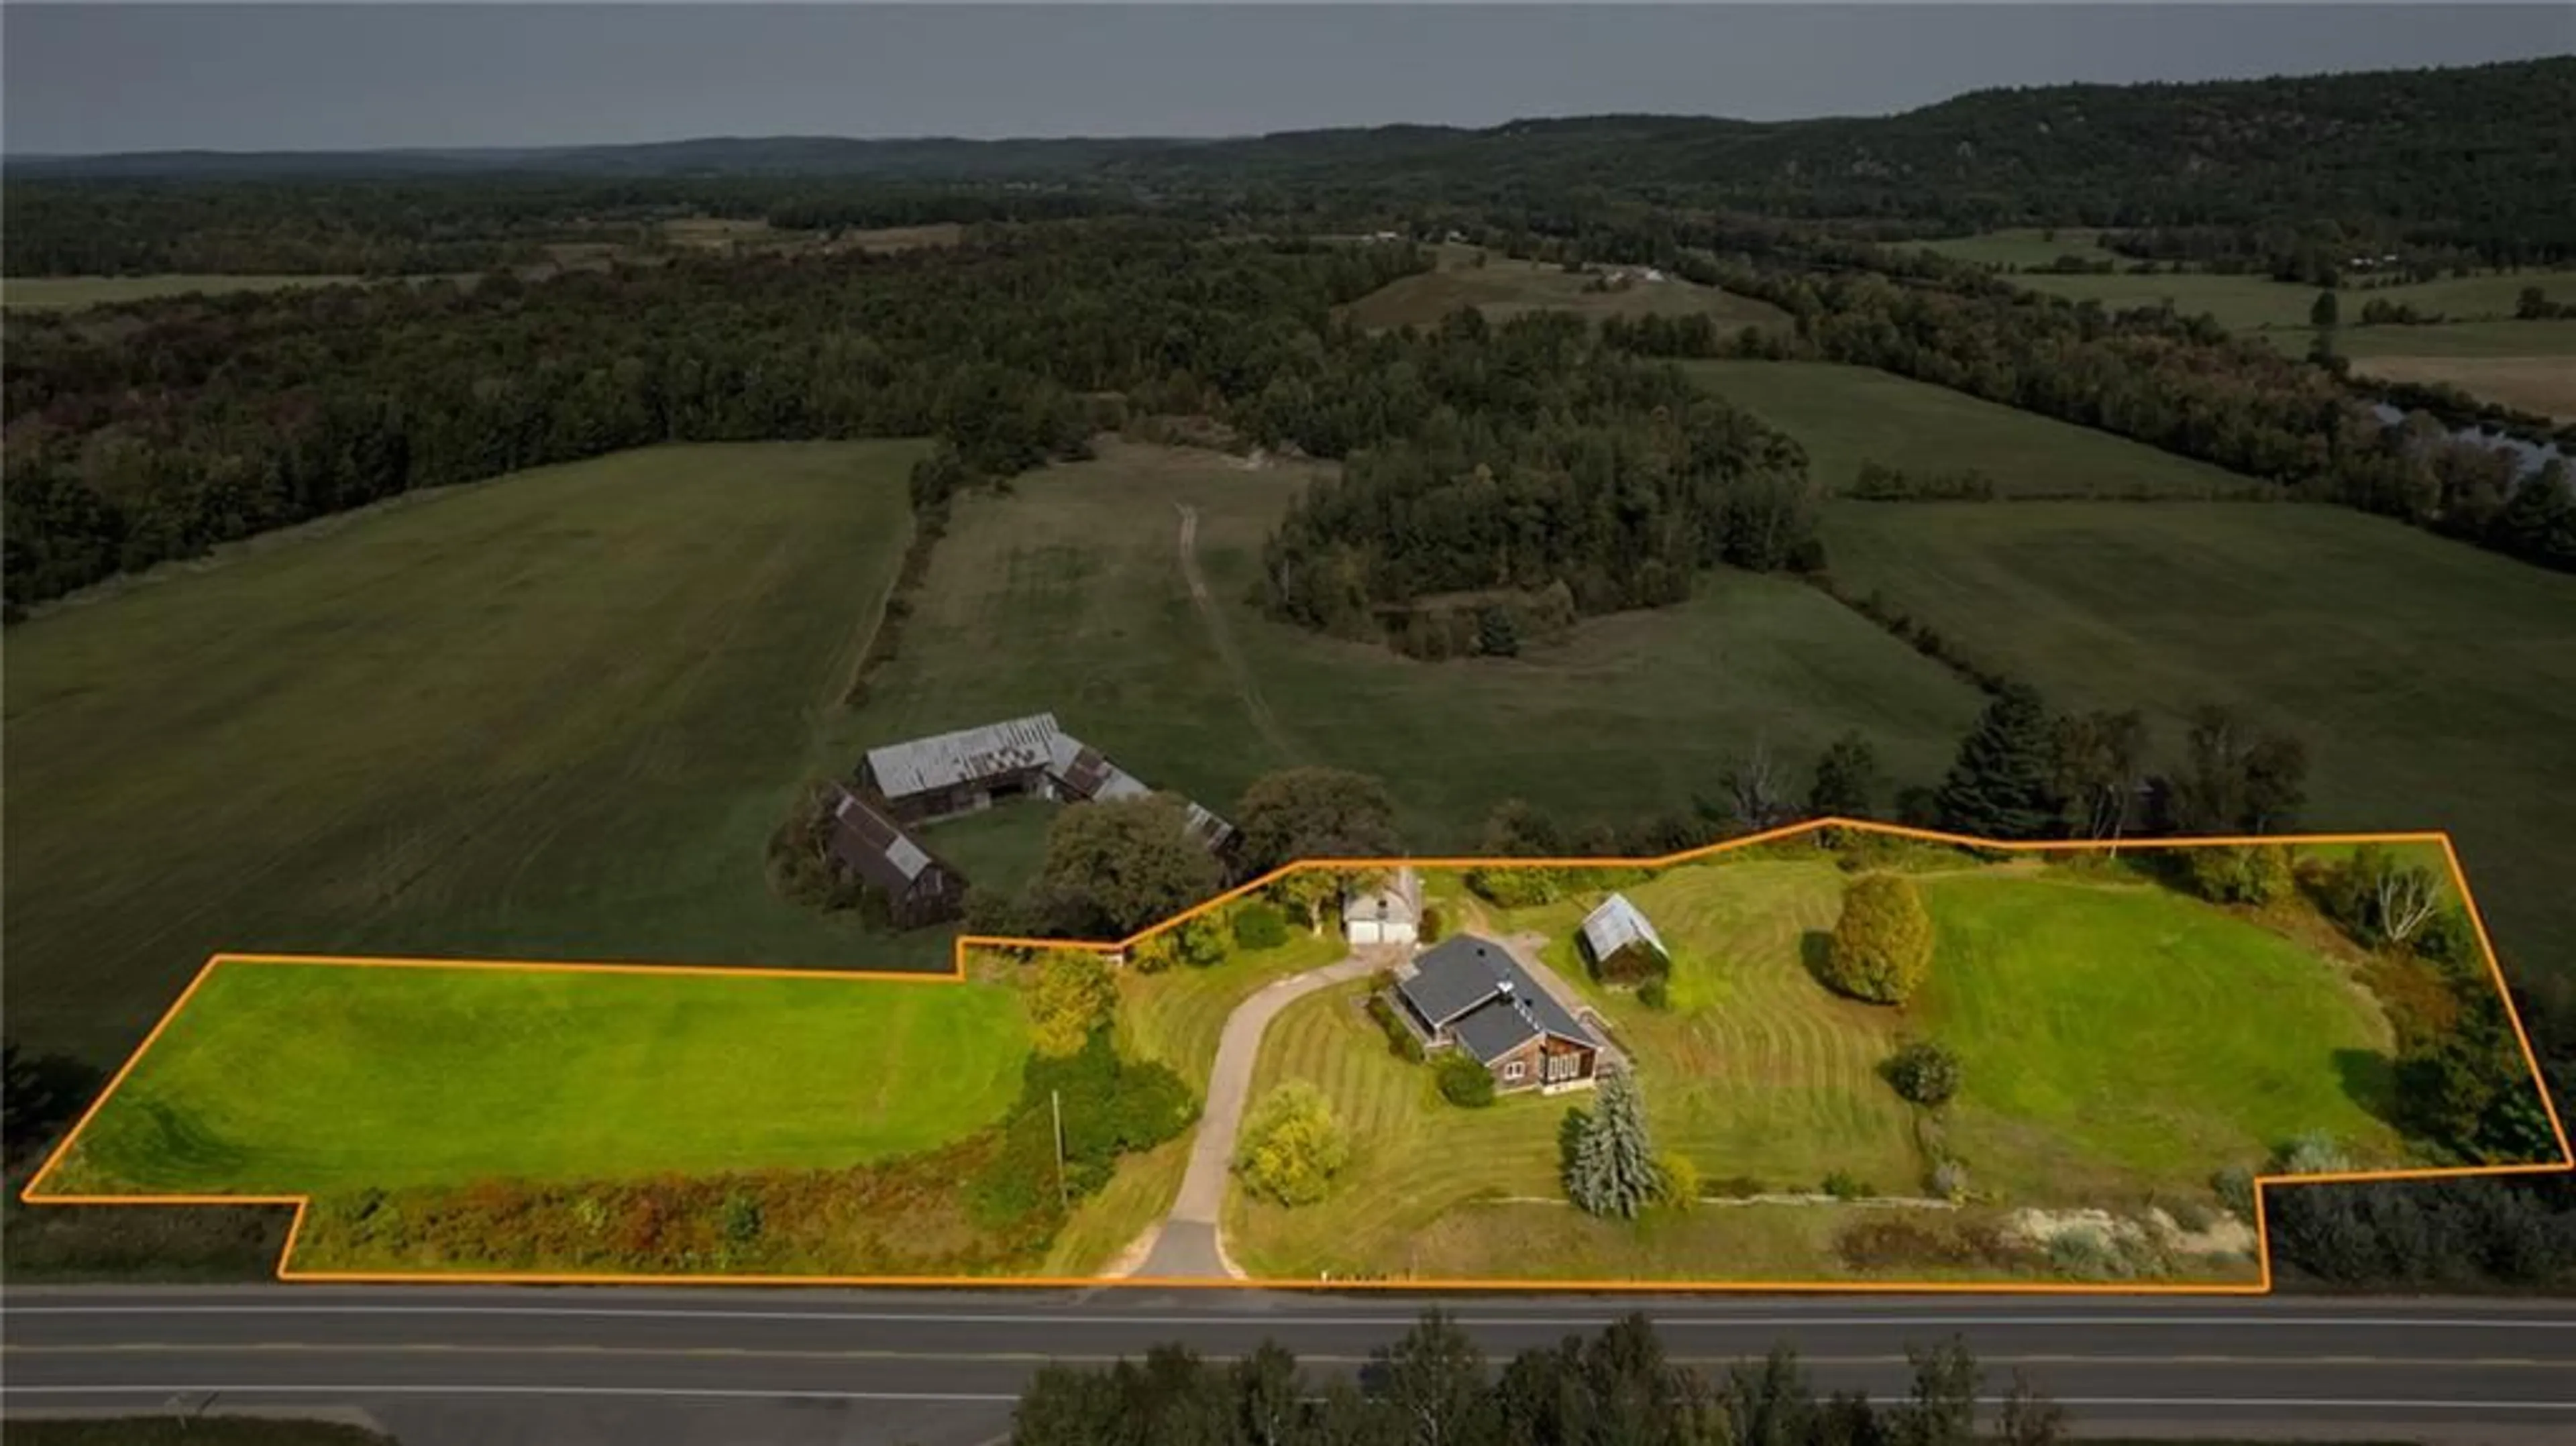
1227, 843, 2540, 1284
1817, 503, 2576, 1001
4, 441, 932, 1071
1684, 361, 2263, 496
32, 958, 1030, 1197
2347, 328, 2576, 421
1336, 245, 1790, 332
865, 439, 1987, 854
1978, 265, 2576, 337
2, 273, 372, 309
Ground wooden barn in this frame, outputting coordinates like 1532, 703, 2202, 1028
822, 785, 967, 929
861, 714, 1068, 824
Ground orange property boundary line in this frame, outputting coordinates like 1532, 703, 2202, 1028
19, 818, 2573, 1295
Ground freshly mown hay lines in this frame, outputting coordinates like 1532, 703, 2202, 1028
5, 441, 932, 1068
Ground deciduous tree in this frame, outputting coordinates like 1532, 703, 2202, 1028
1823, 874, 1935, 1005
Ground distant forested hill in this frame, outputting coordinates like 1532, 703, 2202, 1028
10, 56, 2570, 258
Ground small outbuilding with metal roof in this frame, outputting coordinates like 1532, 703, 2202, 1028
1576, 892, 1670, 984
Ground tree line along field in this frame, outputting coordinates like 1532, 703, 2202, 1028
1, 273, 376, 309
3, 441, 937, 1070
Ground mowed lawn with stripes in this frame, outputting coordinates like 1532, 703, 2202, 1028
1226, 852, 2428, 1282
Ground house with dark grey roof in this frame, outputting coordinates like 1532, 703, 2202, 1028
1576, 893, 1669, 984
822, 785, 966, 929
1391, 934, 1602, 1095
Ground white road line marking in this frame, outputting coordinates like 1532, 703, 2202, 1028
7, 1386, 2574, 1410
10, 1306, 2574, 1329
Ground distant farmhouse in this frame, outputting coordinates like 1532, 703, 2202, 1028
820, 785, 967, 929
1576, 893, 1669, 984
1391, 936, 1603, 1095
824, 712, 1240, 930
1342, 867, 1424, 947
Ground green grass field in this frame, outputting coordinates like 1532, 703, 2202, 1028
1225, 850, 2504, 1282
1916, 871, 2402, 1198
1337, 247, 1790, 332
861, 437, 1986, 857
37, 959, 1029, 1196
1686, 362, 2261, 496
5, 442, 930, 1069
1818, 503, 2576, 999
1983, 266, 2576, 337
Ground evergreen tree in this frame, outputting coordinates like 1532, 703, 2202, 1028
1566, 1069, 1664, 1219
2310, 288, 2341, 329
1805, 731, 1881, 820
1823, 874, 1937, 1005
1932, 684, 2061, 840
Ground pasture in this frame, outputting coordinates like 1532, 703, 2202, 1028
5, 441, 931, 1070
863, 439, 1986, 854
1818, 503, 2576, 1000
33, 958, 1030, 1196
1336, 247, 1790, 332
1685, 362, 2262, 496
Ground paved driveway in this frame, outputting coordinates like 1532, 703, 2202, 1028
1134, 952, 1375, 1278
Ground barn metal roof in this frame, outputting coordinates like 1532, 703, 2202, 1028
1049, 736, 1152, 802
1578, 893, 1668, 964
864, 714, 1064, 798
825, 787, 946, 891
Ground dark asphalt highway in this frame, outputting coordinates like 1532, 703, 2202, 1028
5, 1285, 2574, 1445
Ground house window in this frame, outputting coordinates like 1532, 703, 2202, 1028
1502, 1061, 1526, 1082
1546, 1053, 1582, 1082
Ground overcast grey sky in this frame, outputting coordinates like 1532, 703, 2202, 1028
5, 4, 2571, 155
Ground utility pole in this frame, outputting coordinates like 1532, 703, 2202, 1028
1052, 1088, 1069, 1211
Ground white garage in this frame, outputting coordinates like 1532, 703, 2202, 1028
1342, 867, 1424, 947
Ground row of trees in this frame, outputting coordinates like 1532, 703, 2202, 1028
1008, 1313, 2069, 1446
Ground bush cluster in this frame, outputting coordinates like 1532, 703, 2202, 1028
1436, 1053, 1497, 1108
1881, 1040, 1962, 1107
1364, 994, 1427, 1062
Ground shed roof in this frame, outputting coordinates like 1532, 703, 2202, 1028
824, 787, 947, 894
1342, 867, 1422, 925
864, 713, 1063, 798
1049, 736, 1152, 803
1578, 893, 1668, 964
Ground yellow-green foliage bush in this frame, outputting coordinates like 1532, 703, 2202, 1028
1823, 873, 1934, 1005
